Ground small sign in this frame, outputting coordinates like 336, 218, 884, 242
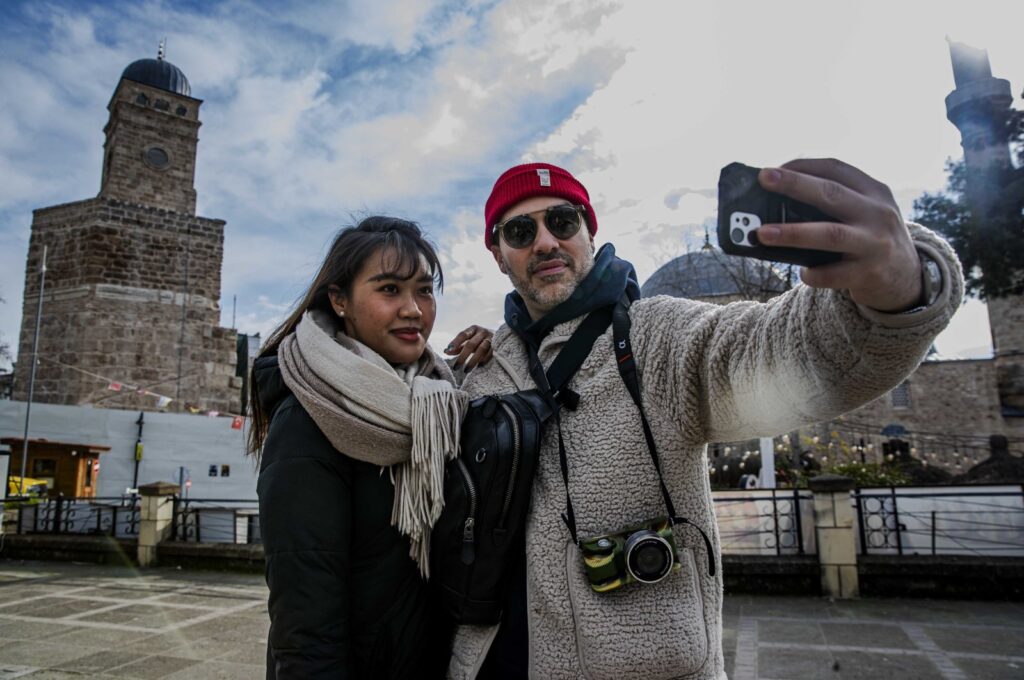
135, 442, 144, 461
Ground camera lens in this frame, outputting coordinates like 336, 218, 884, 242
730, 227, 744, 244
741, 216, 750, 226
624, 530, 674, 584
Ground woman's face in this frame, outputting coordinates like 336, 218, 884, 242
329, 247, 437, 365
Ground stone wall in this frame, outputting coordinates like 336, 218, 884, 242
99, 80, 200, 215
988, 293, 1024, 414
827, 358, 1023, 467
13, 198, 239, 414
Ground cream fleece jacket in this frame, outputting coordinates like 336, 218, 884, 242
448, 224, 963, 680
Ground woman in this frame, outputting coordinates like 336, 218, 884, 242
248, 216, 491, 679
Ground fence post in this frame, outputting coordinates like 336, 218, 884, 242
808, 474, 859, 599
51, 495, 64, 534
137, 481, 178, 567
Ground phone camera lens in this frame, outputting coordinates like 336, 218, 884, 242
730, 228, 744, 244
741, 216, 750, 227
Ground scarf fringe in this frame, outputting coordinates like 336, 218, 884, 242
393, 380, 468, 578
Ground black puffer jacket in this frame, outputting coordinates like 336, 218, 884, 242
255, 355, 453, 679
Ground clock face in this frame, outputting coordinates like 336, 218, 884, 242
145, 146, 169, 169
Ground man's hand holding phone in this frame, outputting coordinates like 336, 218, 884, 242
722, 158, 924, 313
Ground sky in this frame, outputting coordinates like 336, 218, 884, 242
1, 0, 1022, 371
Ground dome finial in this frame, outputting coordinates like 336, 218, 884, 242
701, 226, 715, 251
157, 38, 166, 61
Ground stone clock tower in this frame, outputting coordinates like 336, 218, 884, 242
13, 52, 241, 414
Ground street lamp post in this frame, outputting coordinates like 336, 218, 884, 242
19, 245, 46, 495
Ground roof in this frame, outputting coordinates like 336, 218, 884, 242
120, 57, 191, 97
641, 250, 789, 300
1, 437, 112, 453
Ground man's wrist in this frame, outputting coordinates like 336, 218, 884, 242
899, 249, 943, 314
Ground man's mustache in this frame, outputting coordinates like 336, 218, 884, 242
528, 253, 574, 275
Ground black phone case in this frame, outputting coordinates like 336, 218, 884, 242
717, 162, 842, 268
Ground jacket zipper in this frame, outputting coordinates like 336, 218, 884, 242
497, 401, 522, 530
456, 457, 477, 564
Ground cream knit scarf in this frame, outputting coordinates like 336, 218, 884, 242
277, 309, 467, 577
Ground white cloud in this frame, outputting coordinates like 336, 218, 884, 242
2, 0, 1022, 372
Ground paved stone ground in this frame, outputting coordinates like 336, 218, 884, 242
0, 560, 1022, 679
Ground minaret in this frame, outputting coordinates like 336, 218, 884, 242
945, 40, 1024, 421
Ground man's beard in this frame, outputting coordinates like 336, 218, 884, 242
503, 245, 596, 315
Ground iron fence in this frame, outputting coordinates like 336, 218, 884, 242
854, 485, 1024, 556
712, 488, 815, 555
171, 498, 261, 544
14, 495, 140, 537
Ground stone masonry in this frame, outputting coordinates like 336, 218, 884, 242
12, 58, 240, 414
839, 358, 1022, 452
99, 78, 201, 215
988, 292, 1024, 415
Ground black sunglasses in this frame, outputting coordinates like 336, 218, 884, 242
492, 204, 585, 249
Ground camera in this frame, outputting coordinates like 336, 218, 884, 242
579, 517, 681, 593
717, 162, 843, 268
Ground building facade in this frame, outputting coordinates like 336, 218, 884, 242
12, 54, 240, 414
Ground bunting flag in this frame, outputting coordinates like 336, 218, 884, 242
38, 356, 244, 425
43, 358, 174, 407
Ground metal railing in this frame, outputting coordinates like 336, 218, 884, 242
14, 495, 140, 537
171, 498, 261, 545
854, 486, 1024, 556
712, 488, 815, 555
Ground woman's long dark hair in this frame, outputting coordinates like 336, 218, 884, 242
246, 216, 444, 455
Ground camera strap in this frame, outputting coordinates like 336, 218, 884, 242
611, 296, 715, 577
520, 296, 715, 578
532, 294, 716, 577
520, 305, 616, 546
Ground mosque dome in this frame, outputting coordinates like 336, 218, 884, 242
641, 250, 789, 300
120, 57, 191, 97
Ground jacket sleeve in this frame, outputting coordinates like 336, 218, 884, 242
258, 402, 355, 679
636, 223, 964, 444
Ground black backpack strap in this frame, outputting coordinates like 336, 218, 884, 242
612, 296, 716, 577
521, 305, 614, 410
518, 305, 615, 545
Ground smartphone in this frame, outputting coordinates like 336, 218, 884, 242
717, 162, 842, 268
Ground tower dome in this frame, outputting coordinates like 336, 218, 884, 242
120, 56, 191, 97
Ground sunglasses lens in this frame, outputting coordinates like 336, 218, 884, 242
502, 216, 537, 249
545, 205, 582, 239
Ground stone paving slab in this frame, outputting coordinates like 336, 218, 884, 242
1, 560, 1022, 679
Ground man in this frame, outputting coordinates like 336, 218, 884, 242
450, 160, 962, 679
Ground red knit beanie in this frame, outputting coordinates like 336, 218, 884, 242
484, 162, 597, 250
